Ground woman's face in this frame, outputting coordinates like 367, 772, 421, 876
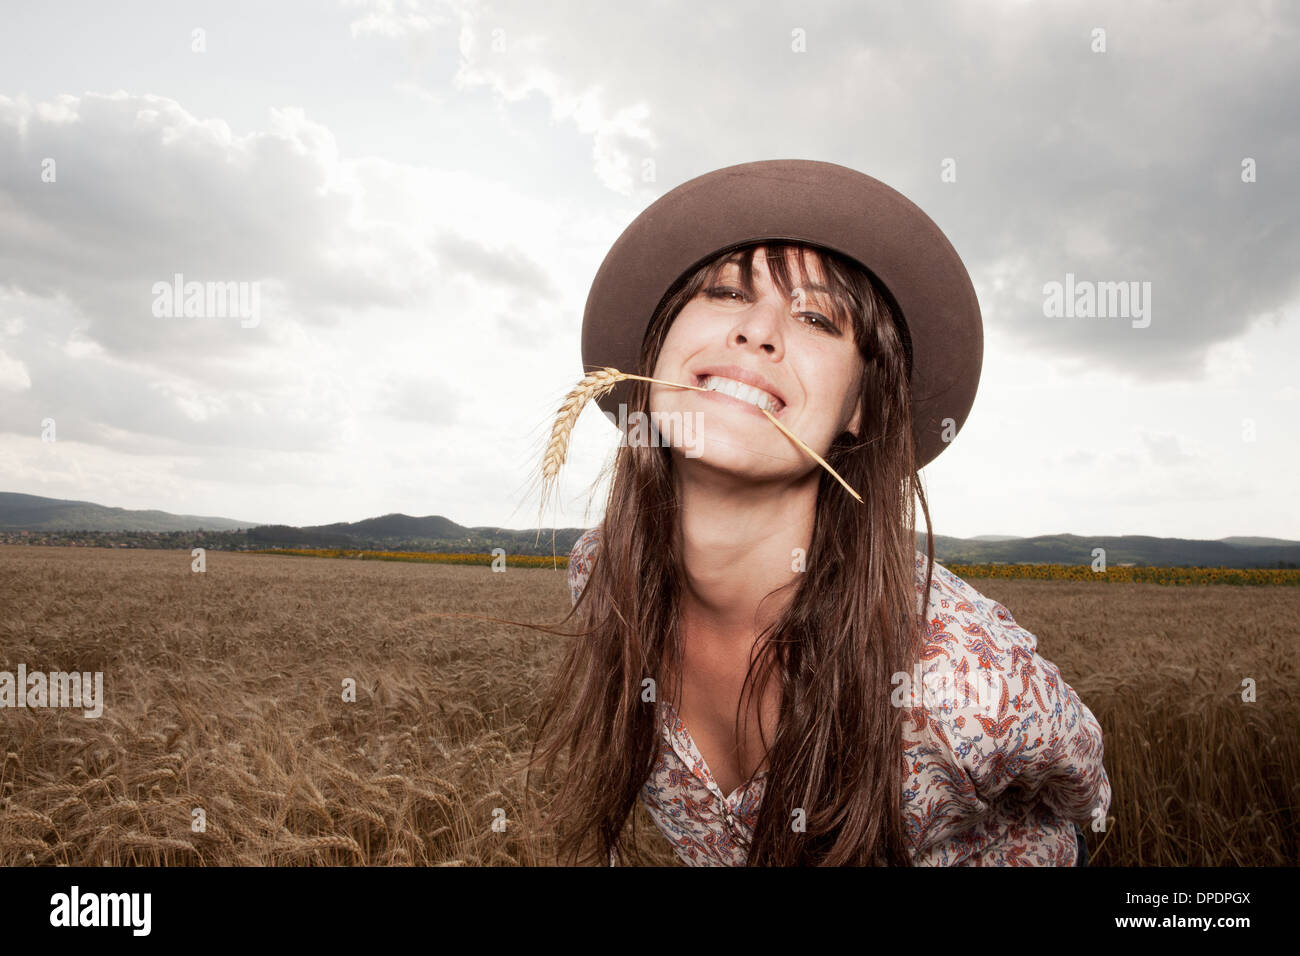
649, 245, 865, 480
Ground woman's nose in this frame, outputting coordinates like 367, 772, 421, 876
731, 292, 789, 355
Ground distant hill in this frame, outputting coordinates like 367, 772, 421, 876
1219, 536, 1299, 548
304, 513, 466, 540
0, 492, 255, 532
242, 513, 587, 556
916, 532, 1300, 569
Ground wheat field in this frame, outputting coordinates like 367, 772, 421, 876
0, 544, 1296, 866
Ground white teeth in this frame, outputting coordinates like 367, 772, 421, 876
699, 375, 783, 414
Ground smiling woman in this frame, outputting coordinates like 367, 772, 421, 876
524, 159, 1110, 867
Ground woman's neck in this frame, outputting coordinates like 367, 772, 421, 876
674, 465, 820, 639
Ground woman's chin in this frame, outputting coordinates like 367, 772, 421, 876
670, 434, 798, 473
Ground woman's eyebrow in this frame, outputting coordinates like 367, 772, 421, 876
793, 282, 849, 306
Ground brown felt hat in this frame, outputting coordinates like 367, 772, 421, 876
580, 158, 983, 471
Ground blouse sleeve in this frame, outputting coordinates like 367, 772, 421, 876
920, 562, 1112, 830
567, 526, 601, 607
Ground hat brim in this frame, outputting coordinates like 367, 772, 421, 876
580, 158, 982, 471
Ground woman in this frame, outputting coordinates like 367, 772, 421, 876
527, 160, 1110, 866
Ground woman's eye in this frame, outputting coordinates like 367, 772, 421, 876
795, 312, 838, 334
705, 286, 746, 302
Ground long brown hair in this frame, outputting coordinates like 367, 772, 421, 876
526, 239, 936, 865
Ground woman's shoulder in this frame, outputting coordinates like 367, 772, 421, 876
567, 525, 603, 605
904, 549, 1111, 832
911, 550, 1033, 649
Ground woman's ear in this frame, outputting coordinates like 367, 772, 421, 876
846, 404, 862, 440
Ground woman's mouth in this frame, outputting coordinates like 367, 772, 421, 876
693, 374, 787, 417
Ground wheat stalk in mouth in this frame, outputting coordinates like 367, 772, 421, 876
755, 397, 864, 504
536, 366, 862, 542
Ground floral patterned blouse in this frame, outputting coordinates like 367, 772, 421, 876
566, 525, 1111, 866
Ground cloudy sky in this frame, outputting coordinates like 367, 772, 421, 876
0, 0, 1296, 540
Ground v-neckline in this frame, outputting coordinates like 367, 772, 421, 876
661, 698, 770, 804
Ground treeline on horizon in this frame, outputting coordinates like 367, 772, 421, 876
0, 525, 590, 558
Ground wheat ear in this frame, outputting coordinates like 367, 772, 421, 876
535, 367, 862, 542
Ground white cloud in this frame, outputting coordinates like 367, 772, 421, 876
345, 0, 446, 38
0, 348, 31, 391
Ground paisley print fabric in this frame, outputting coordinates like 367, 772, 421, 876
566, 525, 1110, 866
